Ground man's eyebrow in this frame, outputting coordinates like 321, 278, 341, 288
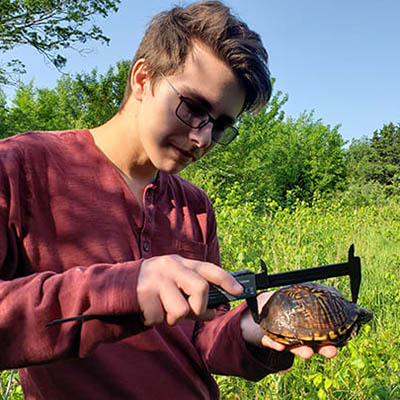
180, 85, 212, 110
180, 85, 236, 124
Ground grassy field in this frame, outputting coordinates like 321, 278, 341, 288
215, 196, 400, 400
1, 197, 399, 399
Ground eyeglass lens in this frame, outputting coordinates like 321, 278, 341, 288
177, 98, 237, 144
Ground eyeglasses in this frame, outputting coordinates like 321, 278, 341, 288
159, 72, 239, 145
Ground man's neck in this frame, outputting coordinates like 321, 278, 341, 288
89, 114, 158, 206
116, 168, 154, 208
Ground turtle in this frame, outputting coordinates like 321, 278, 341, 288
259, 282, 373, 349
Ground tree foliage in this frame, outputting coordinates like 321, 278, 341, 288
0, 89, 11, 137
0, 0, 120, 85
181, 90, 347, 209
369, 122, 400, 186
346, 122, 400, 192
1, 60, 129, 136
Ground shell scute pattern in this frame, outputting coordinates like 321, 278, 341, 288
260, 282, 373, 349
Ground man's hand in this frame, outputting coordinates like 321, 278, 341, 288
240, 291, 337, 359
138, 255, 243, 327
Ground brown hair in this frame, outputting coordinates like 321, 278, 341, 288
122, 1, 271, 113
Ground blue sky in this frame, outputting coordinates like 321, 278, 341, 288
3, 0, 400, 142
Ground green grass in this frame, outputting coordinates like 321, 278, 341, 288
0, 370, 22, 400
2, 197, 400, 399
215, 196, 400, 400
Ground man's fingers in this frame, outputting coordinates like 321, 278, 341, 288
289, 344, 338, 359
318, 345, 337, 358
175, 269, 210, 316
176, 259, 243, 316
160, 282, 190, 326
289, 345, 314, 359
185, 260, 243, 296
140, 294, 165, 326
261, 337, 338, 360
288, 344, 338, 359
138, 255, 243, 327
261, 335, 286, 351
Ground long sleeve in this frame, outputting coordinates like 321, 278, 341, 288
0, 141, 148, 369
0, 260, 147, 369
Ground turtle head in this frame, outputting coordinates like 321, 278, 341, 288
357, 307, 373, 325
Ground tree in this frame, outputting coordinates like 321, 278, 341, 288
68, 60, 129, 127
346, 122, 400, 187
181, 90, 347, 210
0, 89, 11, 136
0, 0, 120, 85
369, 122, 400, 186
345, 136, 375, 183
0, 60, 129, 137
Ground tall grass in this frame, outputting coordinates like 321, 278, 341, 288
215, 196, 400, 399
1, 197, 399, 399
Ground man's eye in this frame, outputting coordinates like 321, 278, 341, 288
213, 120, 230, 132
184, 99, 207, 117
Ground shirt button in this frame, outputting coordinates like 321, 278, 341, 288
143, 241, 150, 252
148, 216, 152, 223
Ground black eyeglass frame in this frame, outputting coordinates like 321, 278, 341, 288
159, 72, 239, 145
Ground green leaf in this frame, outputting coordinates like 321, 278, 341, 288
313, 374, 323, 387
350, 358, 365, 370
324, 378, 333, 390
317, 388, 327, 400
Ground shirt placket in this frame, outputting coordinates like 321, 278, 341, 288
140, 186, 155, 258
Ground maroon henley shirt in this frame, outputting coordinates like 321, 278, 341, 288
0, 130, 293, 399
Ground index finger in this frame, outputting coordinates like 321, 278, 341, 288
184, 259, 243, 297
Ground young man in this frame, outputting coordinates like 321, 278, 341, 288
0, 1, 336, 398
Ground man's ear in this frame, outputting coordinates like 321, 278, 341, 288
129, 59, 151, 102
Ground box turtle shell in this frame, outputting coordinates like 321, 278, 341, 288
260, 282, 373, 349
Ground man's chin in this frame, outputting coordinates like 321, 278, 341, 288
155, 160, 188, 175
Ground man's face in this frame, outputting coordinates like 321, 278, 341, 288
136, 41, 245, 175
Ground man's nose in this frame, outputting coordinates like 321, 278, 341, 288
188, 123, 213, 148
